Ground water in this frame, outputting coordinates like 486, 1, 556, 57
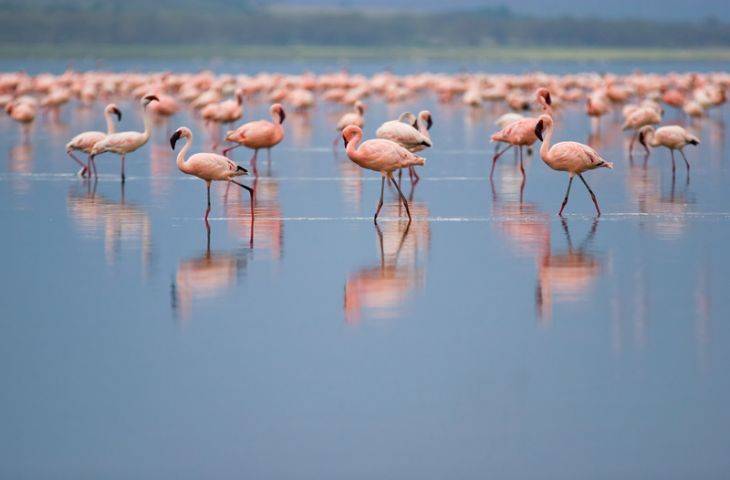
1, 60, 729, 479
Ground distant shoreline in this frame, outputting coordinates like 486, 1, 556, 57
2, 44, 730, 62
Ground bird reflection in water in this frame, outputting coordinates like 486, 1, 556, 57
223, 176, 281, 257
626, 161, 694, 239
536, 219, 602, 325
344, 201, 429, 325
171, 226, 250, 321
8, 142, 33, 195
66, 180, 152, 271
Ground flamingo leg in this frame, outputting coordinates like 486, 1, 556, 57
670, 149, 676, 175
490, 144, 513, 179
89, 155, 98, 178
577, 173, 601, 216
558, 176, 574, 216
410, 166, 420, 184
518, 146, 525, 177
222, 144, 240, 157
373, 176, 385, 224
205, 182, 211, 221
120, 155, 126, 183
230, 180, 255, 231
679, 149, 690, 173
67, 150, 88, 177
389, 173, 411, 221
629, 133, 636, 154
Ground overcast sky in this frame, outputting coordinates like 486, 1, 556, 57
277, 0, 729, 21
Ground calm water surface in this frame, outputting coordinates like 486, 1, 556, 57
1, 60, 729, 479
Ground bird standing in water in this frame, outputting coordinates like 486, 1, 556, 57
639, 125, 699, 176
66, 103, 122, 177
534, 114, 613, 216
170, 126, 254, 224
343, 125, 425, 223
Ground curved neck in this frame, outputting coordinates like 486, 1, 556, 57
141, 107, 153, 142
417, 117, 430, 139
104, 110, 116, 134
644, 129, 658, 147
540, 122, 554, 163
176, 134, 193, 174
345, 133, 362, 161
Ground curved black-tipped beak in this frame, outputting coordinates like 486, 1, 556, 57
236, 165, 248, 174
426, 115, 433, 130
279, 108, 286, 124
638, 131, 646, 148
112, 107, 122, 121
534, 119, 544, 142
170, 130, 182, 150
145, 95, 160, 103
544, 91, 552, 105
342, 134, 348, 148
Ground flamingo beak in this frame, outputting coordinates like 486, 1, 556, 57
426, 115, 433, 130
534, 120, 544, 142
544, 91, 552, 105
236, 165, 248, 174
170, 130, 182, 150
112, 107, 122, 121
638, 130, 646, 148
279, 108, 286, 124
342, 134, 348, 148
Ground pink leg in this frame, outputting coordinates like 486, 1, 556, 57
222, 144, 241, 157
577, 173, 601, 216
120, 155, 126, 183
67, 150, 88, 177
558, 176, 573, 216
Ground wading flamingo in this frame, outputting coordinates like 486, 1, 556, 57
490, 88, 552, 179
638, 125, 699, 175
334, 100, 366, 146
170, 126, 254, 223
622, 105, 662, 155
343, 125, 425, 223
5, 97, 37, 142
66, 103, 121, 176
223, 103, 285, 169
534, 114, 613, 216
375, 111, 432, 183
89, 95, 159, 182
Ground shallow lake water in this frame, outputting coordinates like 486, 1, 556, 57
1, 59, 729, 479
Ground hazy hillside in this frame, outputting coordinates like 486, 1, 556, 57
0, 1, 728, 49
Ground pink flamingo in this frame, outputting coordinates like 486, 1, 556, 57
66, 103, 121, 177
490, 88, 552, 179
342, 125, 425, 223
170, 126, 254, 223
334, 100, 366, 146
638, 125, 700, 175
375, 111, 432, 184
89, 95, 159, 182
5, 98, 37, 143
222, 103, 285, 169
622, 106, 662, 155
534, 114, 613, 216
201, 88, 245, 148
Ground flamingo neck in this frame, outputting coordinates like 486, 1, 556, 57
141, 108, 153, 142
345, 133, 362, 162
176, 135, 193, 174
417, 117, 431, 140
104, 110, 116, 134
540, 123, 554, 165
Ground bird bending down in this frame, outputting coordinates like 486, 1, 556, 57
89, 95, 159, 182
343, 125, 425, 223
223, 103, 285, 171
638, 125, 699, 176
534, 114, 613, 216
170, 126, 254, 223
66, 103, 122, 177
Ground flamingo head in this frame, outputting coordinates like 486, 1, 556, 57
106, 103, 122, 121
355, 100, 366, 115
536, 88, 552, 107
170, 127, 191, 150
270, 103, 286, 124
637, 125, 654, 148
142, 94, 159, 108
235, 88, 245, 106
419, 110, 433, 130
342, 125, 362, 148
398, 111, 417, 128
534, 114, 553, 142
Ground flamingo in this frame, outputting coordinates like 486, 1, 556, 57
638, 125, 700, 175
490, 88, 552, 179
66, 103, 122, 177
534, 114, 613, 216
201, 88, 245, 148
342, 125, 425, 223
89, 95, 159, 182
222, 103, 285, 169
622, 105, 662, 155
170, 126, 254, 223
5, 97, 37, 142
375, 111, 432, 183
334, 100, 366, 146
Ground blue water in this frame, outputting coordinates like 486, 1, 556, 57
1, 60, 729, 479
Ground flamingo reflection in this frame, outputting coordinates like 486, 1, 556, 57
536, 219, 602, 324
66, 181, 152, 270
344, 205, 429, 325
223, 176, 282, 257
171, 227, 249, 321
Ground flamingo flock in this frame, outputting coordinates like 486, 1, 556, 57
1, 69, 726, 227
